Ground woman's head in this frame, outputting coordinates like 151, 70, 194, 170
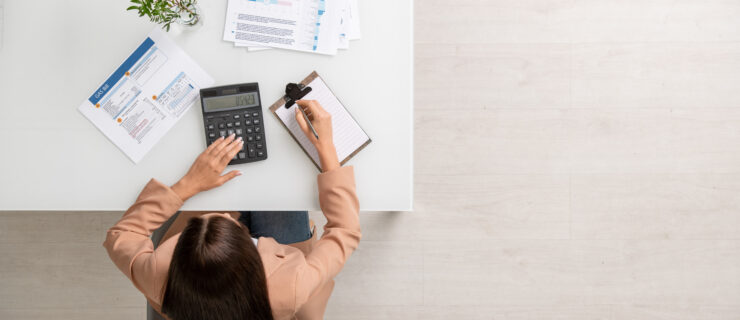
162, 214, 273, 320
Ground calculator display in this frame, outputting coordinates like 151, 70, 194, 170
203, 92, 259, 112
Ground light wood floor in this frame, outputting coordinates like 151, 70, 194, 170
3, 1, 740, 319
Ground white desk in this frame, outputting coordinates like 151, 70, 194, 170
0, 1, 413, 211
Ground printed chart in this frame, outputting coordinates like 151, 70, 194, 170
78, 28, 214, 163
223, 0, 342, 55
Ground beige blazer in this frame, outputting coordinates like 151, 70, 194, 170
103, 166, 361, 320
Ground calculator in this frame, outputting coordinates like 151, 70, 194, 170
200, 83, 267, 165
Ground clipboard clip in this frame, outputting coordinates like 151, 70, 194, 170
284, 83, 312, 108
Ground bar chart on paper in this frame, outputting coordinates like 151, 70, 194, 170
248, 0, 294, 6
246, 0, 301, 15
224, 0, 341, 55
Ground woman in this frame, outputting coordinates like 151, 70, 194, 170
104, 100, 361, 320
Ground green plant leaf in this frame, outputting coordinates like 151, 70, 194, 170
128, 0, 197, 31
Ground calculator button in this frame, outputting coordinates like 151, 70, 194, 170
219, 130, 227, 137
244, 113, 251, 118
247, 135, 254, 142
207, 124, 215, 130
256, 134, 262, 141
227, 129, 235, 135
246, 127, 253, 134
253, 119, 260, 125
255, 127, 261, 133
235, 121, 241, 127
227, 122, 233, 128
253, 112, 259, 117
218, 123, 225, 129
257, 143, 263, 149
257, 151, 265, 157
236, 129, 242, 135
208, 132, 216, 138
208, 139, 215, 145
245, 119, 252, 126
234, 115, 240, 119
239, 152, 246, 159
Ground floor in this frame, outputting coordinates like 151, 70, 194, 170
3, 1, 740, 319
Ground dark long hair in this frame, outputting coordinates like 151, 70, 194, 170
161, 215, 273, 320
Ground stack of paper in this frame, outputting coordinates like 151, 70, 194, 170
223, 0, 361, 55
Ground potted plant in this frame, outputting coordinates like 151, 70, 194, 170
127, 0, 200, 31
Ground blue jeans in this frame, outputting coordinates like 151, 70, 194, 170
152, 211, 312, 248
238, 211, 312, 244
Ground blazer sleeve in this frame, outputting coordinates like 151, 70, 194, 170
294, 166, 362, 308
103, 178, 184, 300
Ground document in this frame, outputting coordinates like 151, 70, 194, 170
347, 0, 361, 40
338, 0, 361, 47
235, 0, 360, 52
272, 73, 370, 170
223, 0, 350, 55
78, 28, 214, 163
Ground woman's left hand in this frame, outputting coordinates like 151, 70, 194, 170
171, 134, 244, 201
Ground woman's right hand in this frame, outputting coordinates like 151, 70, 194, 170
171, 134, 244, 201
295, 100, 340, 172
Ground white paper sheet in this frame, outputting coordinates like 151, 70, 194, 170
348, 0, 361, 40
241, 0, 359, 52
274, 76, 369, 170
223, 0, 342, 55
336, 0, 351, 49
78, 28, 214, 163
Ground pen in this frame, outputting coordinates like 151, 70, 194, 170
298, 105, 319, 139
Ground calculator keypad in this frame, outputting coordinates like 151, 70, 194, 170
204, 106, 267, 164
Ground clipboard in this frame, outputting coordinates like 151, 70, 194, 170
269, 71, 372, 171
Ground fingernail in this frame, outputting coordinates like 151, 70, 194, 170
236, 137, 242, 142
236, 171, 242, 176
229, 133, 235, 138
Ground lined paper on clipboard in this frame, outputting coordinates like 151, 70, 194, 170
271, 71, 371, 170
